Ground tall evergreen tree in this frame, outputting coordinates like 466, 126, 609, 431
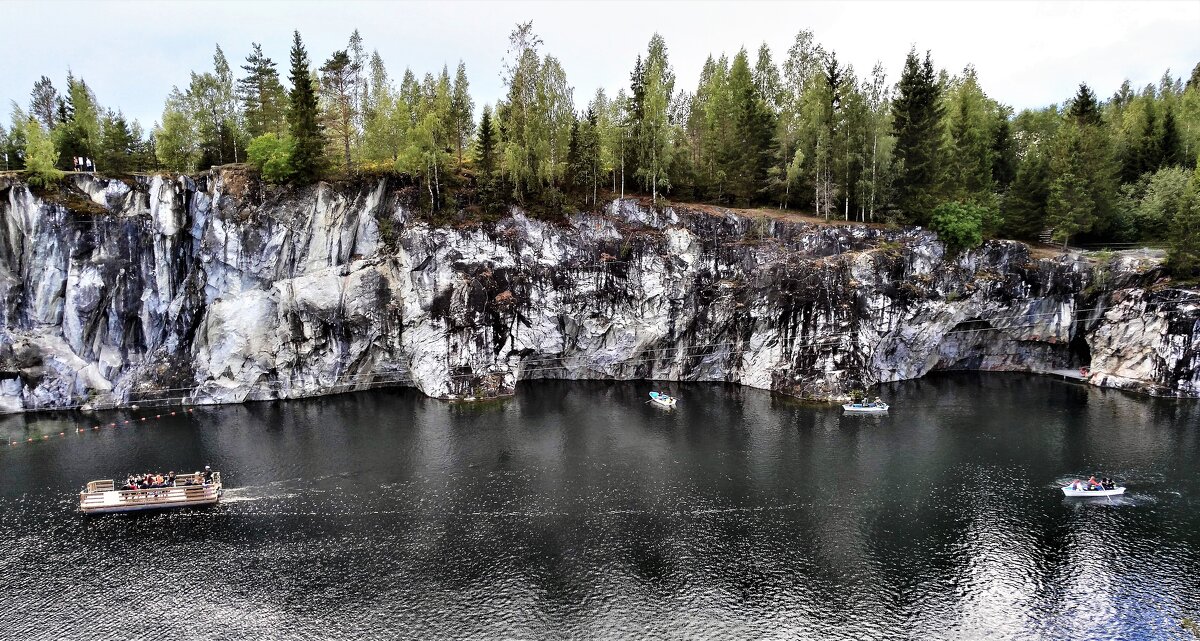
475, 104, 498, 175
53, 74, 102, 170
1161, 107, 1182, 168
891, 48, 945, 223
238, 43, 287, 138
1001, 144, 1051, 239
29, 77, 58, 130
98, 110, 136, 174
450, 61, 474, 165
1067, 82, 1102, 126
287, 31, 324, 182
632, 34, 675, 203
320, 49, 359, 173
726, 49, 774, 206
991, 115, 1017, 189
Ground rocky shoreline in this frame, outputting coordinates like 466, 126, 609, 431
1, 169, 1197, 413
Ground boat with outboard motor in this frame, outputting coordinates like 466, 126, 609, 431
649, 391, 677, 408
1062, 485, 1126, 497
843, 398, 889, 414
1061, 477, 1125, 497
79, 469, 223, 514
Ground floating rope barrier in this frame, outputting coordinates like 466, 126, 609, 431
6, 408, 197, 449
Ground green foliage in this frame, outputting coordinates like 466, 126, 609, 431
52, 73, 101, 171
892, 48, 945, 224
630, 33, 675, 203
930, 201, 985, 253
497, 22, 574, 204
154, 90, 199, 172
1046, 91, 1120, 246
287, 31, 324, 183
944, 66, 999, 203
20, 117, 64, 186
1166, 162, 1200, 279
238, 43, 288, 138
1125, 166, 1191, 240
1001, 143, 1051, 240
247, 133, 296, 183
320, 48, 359, 173
450, 61, 474, 166
6, 25, 1199, 251
29, 76, 58, 130
98, 110, 137, 174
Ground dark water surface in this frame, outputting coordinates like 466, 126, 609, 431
2, 375, 1198, 640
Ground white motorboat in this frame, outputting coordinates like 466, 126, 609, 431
1061, 485, 1125, 497
649, 391, 677, 408
842, 401, 888, 414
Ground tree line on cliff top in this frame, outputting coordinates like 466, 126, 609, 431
3, 24, 1200, 276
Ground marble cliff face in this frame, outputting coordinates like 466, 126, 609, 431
0, 170, 1196, 413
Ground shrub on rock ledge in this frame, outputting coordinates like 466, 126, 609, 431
930, 201, 986, 254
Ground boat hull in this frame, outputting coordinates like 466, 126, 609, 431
649, 392, 676, 408
843, 403, 888, 414
81, 492, 221, 514
80, 473, 223, 514
1061, 486, 1126, 497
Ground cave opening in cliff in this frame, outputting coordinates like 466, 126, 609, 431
1068, 331, 1092, 367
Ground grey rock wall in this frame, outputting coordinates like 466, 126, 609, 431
0, 170, 1196, 413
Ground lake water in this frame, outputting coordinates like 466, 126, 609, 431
1, 374, 1198, 640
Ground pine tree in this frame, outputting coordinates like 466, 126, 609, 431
1047, 122, 1093, 248
53, 74, 102, 171
1001, 145, 1050, 239
633, 34, 675, 203
29, 77, 58, 130
320, 49, 359, 173
726, 49, 774, 206
565, 115, 583, 195
239, 43, 288, 138
892, 48, 945, 223
99, 110, 136, 174
287, 31, 324, 182
945, 67, 996, 204
991, 115, 1017, 189
475, 104, 497, 175
1161, 107, 1182, 167
1067, 83, 1102, 126
450, 61, 474, 166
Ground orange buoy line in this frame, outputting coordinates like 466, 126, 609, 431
6, 408, 196, 449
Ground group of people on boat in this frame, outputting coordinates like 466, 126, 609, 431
121, 466, 213, 490
1068, 475, 1116, 491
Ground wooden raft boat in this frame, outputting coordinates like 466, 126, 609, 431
79, 472, 223, 514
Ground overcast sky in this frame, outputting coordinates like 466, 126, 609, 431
3, 0, 1198, 130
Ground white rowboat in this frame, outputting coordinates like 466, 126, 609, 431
1062, 485, 1125, 497
649, 392, 677, 408
843, 402, 888, 414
